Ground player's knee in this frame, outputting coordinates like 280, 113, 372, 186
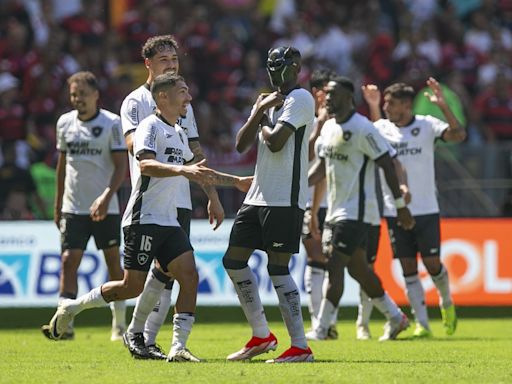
267, 264, 289, 276
61, 252, 80, 272
222, 256, 248, 270
179, 267, 198, 289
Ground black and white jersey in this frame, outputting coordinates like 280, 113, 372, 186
56, 109, 126, 215
374, 115, 447, 217
244, 88, 315, 209
318, 112, 390, 225
121, 114, 194, 227
120, 84, 199, 209
306, 118, 328, 209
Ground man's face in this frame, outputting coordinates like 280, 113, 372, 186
382, 94, 410, 124
325, 81, 347, 115
69, 81, 98, 116
163, 80, 192, 117
146, 46, 179, 77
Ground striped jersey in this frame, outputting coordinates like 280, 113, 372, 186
244, 88, 315, 209
56, 109, 126, 215
120, 84, 198, 209
121, 114, 194, 227
318, 112, 390, 224
374, 115, 447, 217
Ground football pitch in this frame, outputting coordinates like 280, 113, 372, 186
1, 307, 511, 384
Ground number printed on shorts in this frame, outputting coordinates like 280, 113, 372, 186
140, 235, 153, 252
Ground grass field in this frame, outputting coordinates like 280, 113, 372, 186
1, 307, 511, 384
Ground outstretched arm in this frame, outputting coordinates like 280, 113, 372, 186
424, 77, 466, 143
362, 84, 383, 122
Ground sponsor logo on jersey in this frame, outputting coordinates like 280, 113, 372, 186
92, 126, 103, 137
145, 125, 157, 149
130, 105, 138, 124
0, 254, 30, 295
165, 147, 185, 164
165, 133, 173, 139
366, 133, 382, 153
411, 127, 420, 136
67, 141, 102, 155
391, 142, 422, 156
322, 145, 348, 161
272, 242, 284, 248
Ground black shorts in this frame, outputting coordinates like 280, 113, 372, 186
386, 213, 440, 259
301, 207, 327, 240
60, 213, 120, 251
366, 224, 381, 264
229, 204, 304, 253
322, 220, 369, 256
123, 224, 193, 272
177, 208, 191, 237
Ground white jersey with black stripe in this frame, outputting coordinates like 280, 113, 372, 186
56, 109, 126, 215
120, 84, 199, 209
374, 115, 447, 217
318, 112, 390, 225
121, 114, 194, 227
244, 87, 315, 209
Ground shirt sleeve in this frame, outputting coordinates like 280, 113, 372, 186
134, 120, 158, 159
178, 128, 194, 163
179, 104, 199, 140
277, 90, 314, 131
358, 122, 390, 160
110, 116, 127, 151
56, 115, 67, 152
425, 115, 449, 139
120, 97, 142, 136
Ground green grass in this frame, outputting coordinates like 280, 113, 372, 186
1, 308, 512, 384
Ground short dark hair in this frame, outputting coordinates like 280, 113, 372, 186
383, 83, 415, 101
141, 35, 179, 59
329, 74, 355, 93
310, 69, 335, 89
150, 72, 184, 100
67, 71, 98, 90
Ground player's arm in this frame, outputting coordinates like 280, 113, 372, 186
309, 177, 326, 240
362, 84, 383, 122
124, 132, 134, 155
188, 139, 225, 230
308, 157, 326, 187
54, 151, 66, 228
424, 77, 466, 143
308, 106, 329, 161
392, 157, 411, 204
261, 120, 295, 153
375, 153, 415, 230
90, 151, 127, 222
236, 91, 284, 153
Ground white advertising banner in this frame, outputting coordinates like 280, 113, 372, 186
0, 220, 361, 307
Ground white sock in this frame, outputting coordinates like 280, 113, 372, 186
304, 265, 325, 326
59, 296, 74, 330
431, 265, 453, 308
128, 272, 166, 334
372, 292, 401, 321
357, 288, 373, 327
171, 313, 194, 351
404, 274, 429, 328
70, 286, 108, 315
271, 274, 307, 349
317, 298, 336, 334
226, 267, 269, 338
110, 300, 126, 330
144, 288, 173, 346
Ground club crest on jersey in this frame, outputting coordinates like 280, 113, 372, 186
343, 131, 352, 141
137, 253, 150, 265
92, 126, 103, 137
411, 127, 420, 136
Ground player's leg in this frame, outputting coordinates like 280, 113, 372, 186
159, 227, 199, 362
387, 216, 430, 336
346, 246, 409, 341
302, 208, 327, 330
417, 214, 456, 335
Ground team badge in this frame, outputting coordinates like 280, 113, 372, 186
137, 253, 149, 265
411, 127, 420, 136
343, 131, 352, 141
92, 126, 103, 137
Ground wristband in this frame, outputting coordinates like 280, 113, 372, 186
395, 196, 406, 209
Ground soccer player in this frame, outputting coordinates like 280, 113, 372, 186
41, 71, 127, 341
306, 75, 415, 341
302, 69, 338, 339
362, 78, 465, 337
46, 73, 251, 362
120, 35, 224, 359
223, 46, 314, 363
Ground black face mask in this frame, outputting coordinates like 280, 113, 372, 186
266, 47, 296, 88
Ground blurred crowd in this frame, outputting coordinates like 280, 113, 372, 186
1, 0, 512, 220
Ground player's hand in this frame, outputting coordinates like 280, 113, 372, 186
317, 105, 330, 125
400, 184, 412, 205
53, 208, 62, 229
397, 207, 415, 230
424, 77, 446, 107
89, 195, 108, 222
259, 91, 285, 111
207, 198, 224, 231
182, 159, 217, 184
309, 210, 321, 240
235, 176, 253, 192
361, 84, 381, 106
